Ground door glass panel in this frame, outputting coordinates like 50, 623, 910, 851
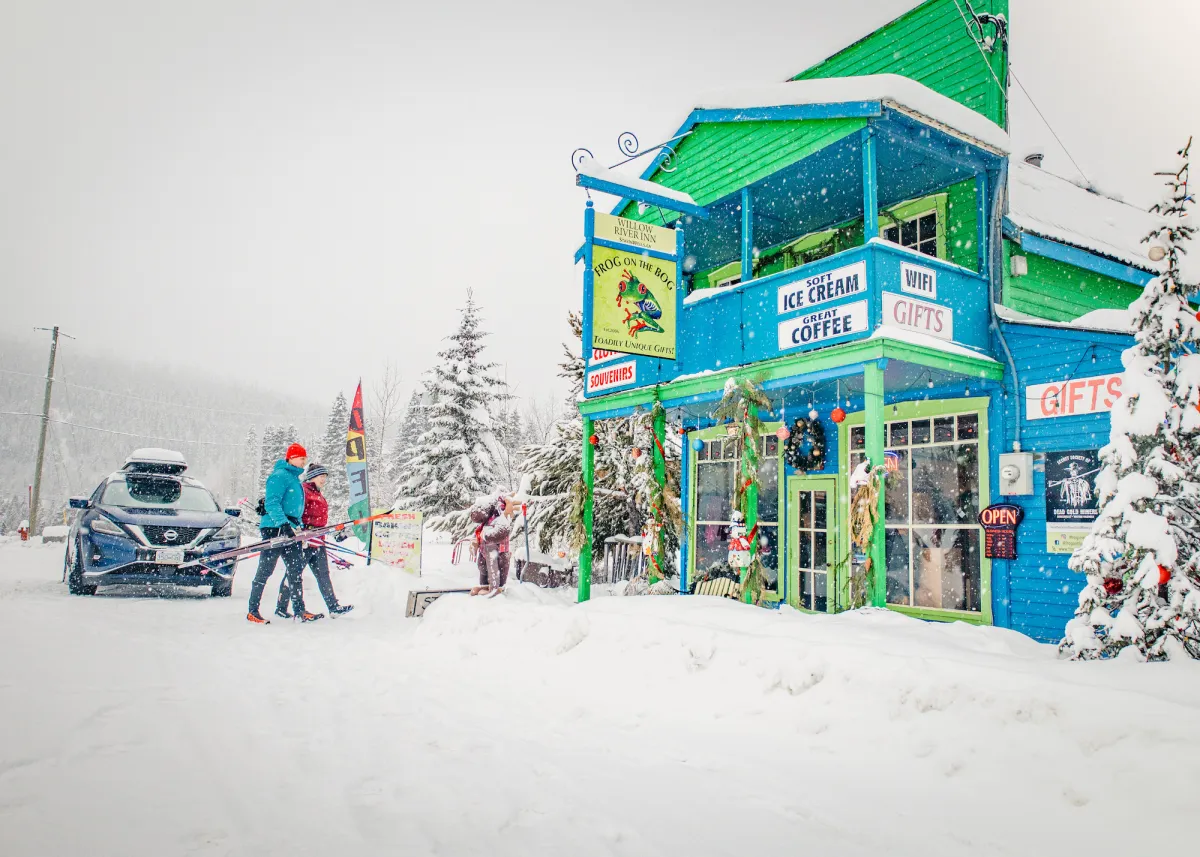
757, 457, 779, 524
813, 492, 827, 529
798, 531, 812, 569
885, 528, 911, 606
798, 491, 812, 528
813, 532, 827, 571
758, 525, 779, 592
694, 523, 732, 574
696, 462, 734, 523
812, 572, 828, 612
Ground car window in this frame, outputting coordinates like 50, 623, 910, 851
101, 477, 219, 512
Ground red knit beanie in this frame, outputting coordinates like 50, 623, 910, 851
285, 443, 307, 462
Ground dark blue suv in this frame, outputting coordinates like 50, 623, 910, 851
64, 449, 242, 597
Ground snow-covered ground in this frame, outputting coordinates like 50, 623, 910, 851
1, 537, 1198, 857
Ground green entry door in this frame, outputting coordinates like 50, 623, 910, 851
787, 476, 838, 612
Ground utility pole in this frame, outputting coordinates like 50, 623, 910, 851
29, 326, 62, 536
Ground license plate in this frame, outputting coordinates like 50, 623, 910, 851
156, 549, 185, 565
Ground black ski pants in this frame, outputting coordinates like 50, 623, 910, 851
248, 527, 307, 616
277, 544, 340, 614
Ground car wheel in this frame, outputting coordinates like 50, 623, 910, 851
66, 544, 97, 596
211, 580, 233, 598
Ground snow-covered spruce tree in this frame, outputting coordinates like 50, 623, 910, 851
258, 425, 281, 492
405, 290, 504, 532
238, 427, 259, 500
1063, 139, 1200, 661
388, 389, 429, 508
317, 393, 350, 520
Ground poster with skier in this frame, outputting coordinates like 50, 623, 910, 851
1045, 449, 1101, 554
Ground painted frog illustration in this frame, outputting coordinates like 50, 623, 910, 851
615, 270, 664, 337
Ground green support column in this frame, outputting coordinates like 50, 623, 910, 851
578, 415, 595, 603
742, 405, 759, 603
863, 361, 887, 607
651, 402, 666, 585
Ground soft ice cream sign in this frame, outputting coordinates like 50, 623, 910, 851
777, 261, 867, 313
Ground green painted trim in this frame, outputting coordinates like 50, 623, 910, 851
837, 396, 993, 625
577, 338, 1003, 416
578, 415, 595, 603
651, 402, 666, 584
863, 363, 886, 606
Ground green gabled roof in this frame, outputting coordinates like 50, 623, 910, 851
617, 117, 866, 223
793, 0, 1008, 127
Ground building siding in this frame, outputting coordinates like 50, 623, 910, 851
792, 0, 1009, 127
1003, 240, 1144, 321
992, 324, 1130, 642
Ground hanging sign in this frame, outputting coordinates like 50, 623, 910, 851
371, 509, 423, 573
590, 245, 677, 360
882, 292, 954, 341
1026, 375, 1123, 421
776, 261, 868, 314
344, 382, 372, 543
900, 262, 938, 298
589, 348, 624, 366
978, 503, 1024, 560
586, 359, 637, 393
777, 300, 868, 352
1045, 449, 1102, 554
594, 213, 676, 255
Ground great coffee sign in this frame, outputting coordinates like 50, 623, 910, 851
778, 300, 868, 352
777, 261, 868, 314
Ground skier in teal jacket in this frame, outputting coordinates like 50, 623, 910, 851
247, 443, 323, 624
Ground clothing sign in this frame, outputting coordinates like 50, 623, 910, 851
776, 261, 868, 314
978, 503, 1024, 560
1046, 450, 1102, 554
594, 213, 676, 255
371, 509, 423, 573
1026, 375, 1123, 421
587, 360, 637, 393
344, 382, 371, 543
900, 262, 938, 299
589, 348, 623, 367
882, 292, 954, 341
590, 245, 677, 360
777, 300, 868, 352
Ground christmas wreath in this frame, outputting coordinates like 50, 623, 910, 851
784, 417, 826, 472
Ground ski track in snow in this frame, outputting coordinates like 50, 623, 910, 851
0, 537, 1198, 856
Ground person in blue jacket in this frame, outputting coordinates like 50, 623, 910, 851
246, 443, 324, 624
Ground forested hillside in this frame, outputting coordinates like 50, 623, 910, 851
0, 332, 325, 532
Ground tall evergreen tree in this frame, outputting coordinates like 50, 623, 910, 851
318, 393, 350, 520
1063, 139, 1200, 661
389, 389, 429, 506
240, 427, 260, 499
405, 290, 503, 529
259, 425, 281, 493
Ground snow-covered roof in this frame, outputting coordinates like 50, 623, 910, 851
867, 327, 999, 363
1008, 162, 1164, 276
694, 74, 1011, 155
125, 448, 187, 467
577, 157, 697, 207
994, 302, 1134, 335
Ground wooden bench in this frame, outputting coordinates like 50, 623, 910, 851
692, 577, 742, 599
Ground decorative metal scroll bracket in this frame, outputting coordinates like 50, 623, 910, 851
571, 130, 689, 175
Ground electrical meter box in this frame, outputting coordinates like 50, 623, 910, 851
999, 452, 1034, 496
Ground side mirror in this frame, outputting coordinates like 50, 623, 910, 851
224, 508, 241, 518
69, 497, 90, 510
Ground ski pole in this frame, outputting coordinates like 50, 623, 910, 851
522, 502, 531, 567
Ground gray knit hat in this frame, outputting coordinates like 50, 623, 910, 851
302, 462, 328, 482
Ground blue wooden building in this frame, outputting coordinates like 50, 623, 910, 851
572, 0, 1161, 642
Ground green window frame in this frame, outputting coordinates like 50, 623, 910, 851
687, 422, 785, 601
837, 397, 993, 626
879, 193, 949, 261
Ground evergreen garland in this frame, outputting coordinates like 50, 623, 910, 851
713, 377, 771, 604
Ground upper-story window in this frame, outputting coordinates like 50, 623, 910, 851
883, 210, 938, 258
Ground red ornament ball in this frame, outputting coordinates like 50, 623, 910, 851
1158, 564, 1171, 585
588, 434, 599, 446
1195, 310, 1200, 322
830, 407, 847, 424
1102, 577, 1123, 595
632, 447, 643, 459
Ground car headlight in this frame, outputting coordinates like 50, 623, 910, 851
89, 516, 128, 538
213, 519, 240, 542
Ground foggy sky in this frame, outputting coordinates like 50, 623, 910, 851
1, 0, 1196, 409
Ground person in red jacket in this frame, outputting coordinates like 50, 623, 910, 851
275, 463, 353, 618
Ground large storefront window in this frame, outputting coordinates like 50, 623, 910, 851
693, 433, 781, 592
850, 412, 983, 612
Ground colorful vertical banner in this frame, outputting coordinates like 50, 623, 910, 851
345, 382, 371, 543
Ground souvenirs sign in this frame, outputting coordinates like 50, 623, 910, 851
978, 503, 1024, 560
590, 245, 677, 360
1045, 449, 1102, 554
586, 359, 637, 393
594, 213, 676, 255
1026, 375, 1123, 421
777, 300, 868, 352
777, 260, 868, 314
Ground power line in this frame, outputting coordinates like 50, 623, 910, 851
0, 412, 241, 447
0, 368, 323, 421
1008, 67, 1093, 188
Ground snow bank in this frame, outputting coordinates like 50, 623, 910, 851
695, 73, 1011, 154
